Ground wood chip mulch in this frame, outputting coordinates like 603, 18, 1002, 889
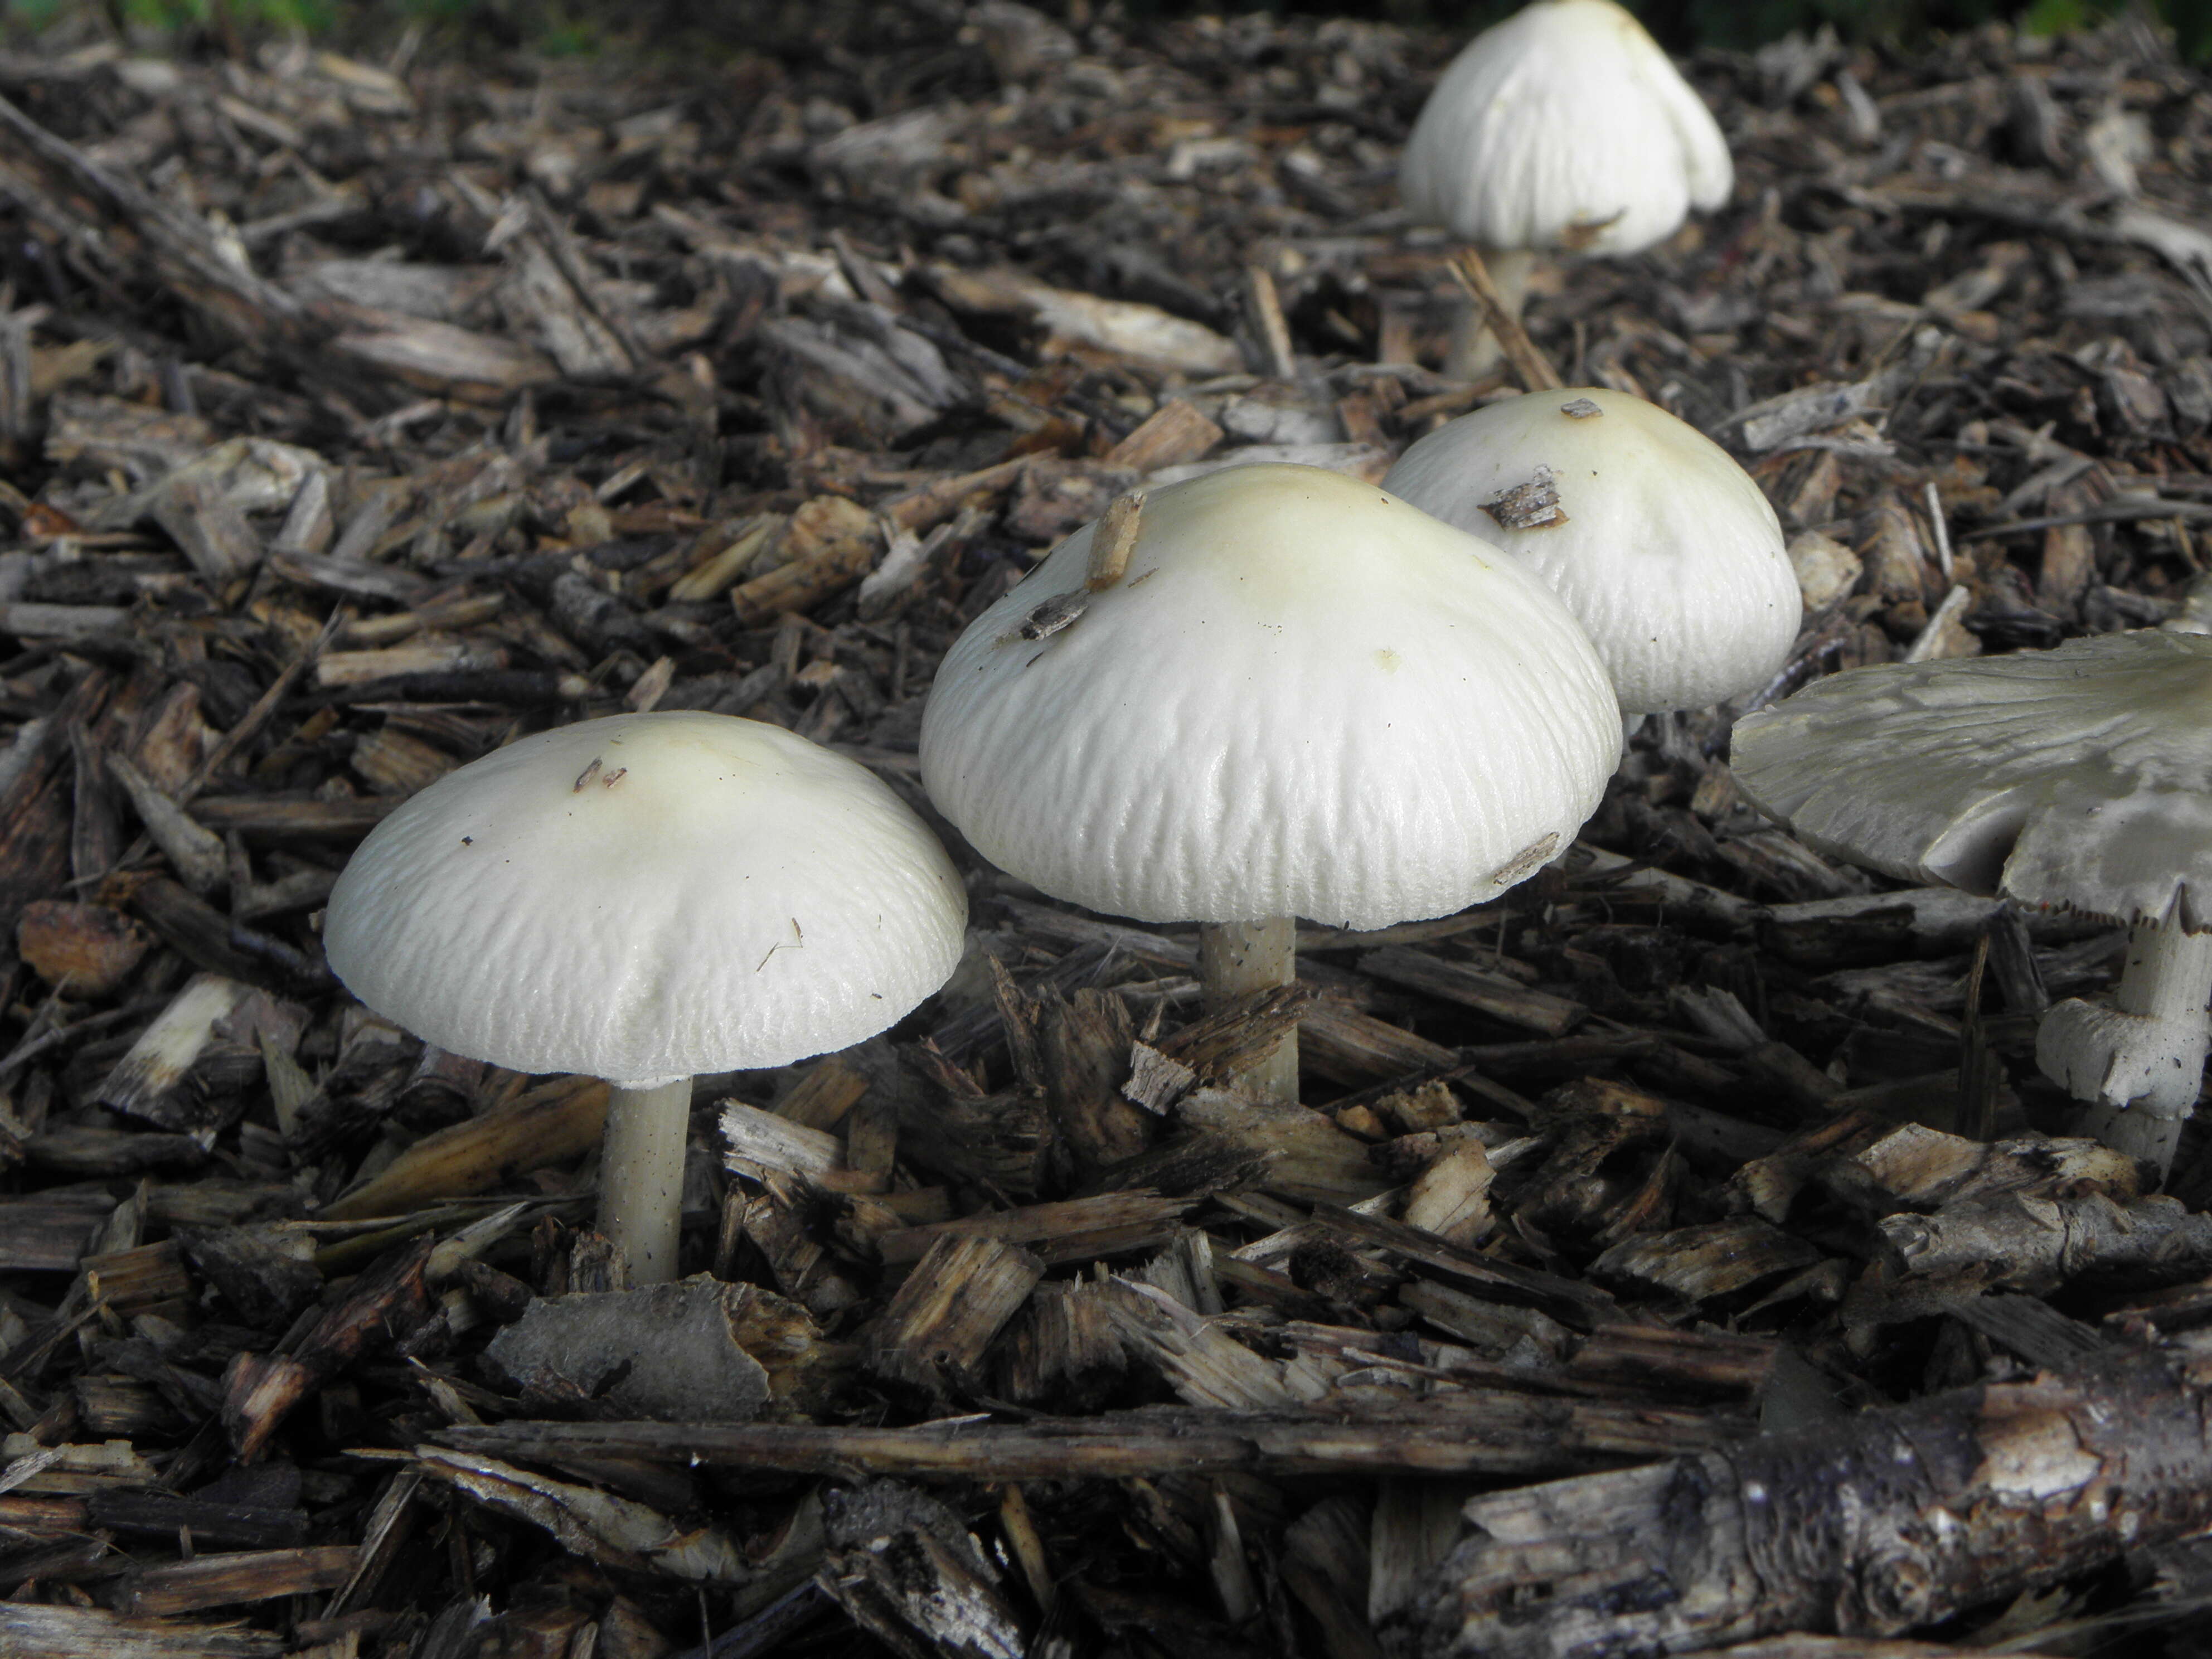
6, 7, 2212, 1657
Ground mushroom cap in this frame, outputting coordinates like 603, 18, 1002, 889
1382, 388, 1797, 713
1400, 0, 1733, 258
1730, 629, 2212, 931
324, 713, 967, 1088
918, 463, 1621, 931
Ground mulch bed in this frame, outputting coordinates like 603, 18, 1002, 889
4, 6, 2212, 1655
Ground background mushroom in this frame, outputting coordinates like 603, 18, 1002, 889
1382, 387, 1798, 720
919, 463, 1620, 1103
324, 712, 967, 1281
1400, 0, 1733, 378
1730, 630, 2212, 1178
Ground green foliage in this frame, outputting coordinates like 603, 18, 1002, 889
121, 0, 336, 28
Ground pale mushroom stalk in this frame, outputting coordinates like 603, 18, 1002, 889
1198, 918, 1298, 1102
598, 1078, 693, 1283
1444, 247, 1534, 380
2040, 919, 2212, 1174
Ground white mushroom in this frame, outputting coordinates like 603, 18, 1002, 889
1730, 630, 2212, 1178
325, 712, 967, 1281
1382, 388, 1797, 715
1400, 0, 1733, 377
920, 463, 1620, 1103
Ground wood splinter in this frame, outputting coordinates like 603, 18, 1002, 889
1394, 1349, 2212, 1658
1086, 489, 1146, 591
1447, 249, 1563, 394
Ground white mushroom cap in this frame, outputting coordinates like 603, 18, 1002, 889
325, 713, 967, 1088
1400, 0, 1733, 259
1730, 630, 2212, 930
1382, 389, 1797, 714
919, 463, 1621, 932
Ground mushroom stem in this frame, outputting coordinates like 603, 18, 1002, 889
1444, 246, 1536, 382
1199, 916, 1299, 1103
2039, 919, 2212, 1180
597, 1077, 693, 1283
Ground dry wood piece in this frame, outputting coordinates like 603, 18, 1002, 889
1156, 982, 1316, 1081
94, 974, 304, 1139
819, 1479, 1029, 1659
320, 1077, 607, 1219
86, 1487, 309, 1551
1448, 249, 1562, 393
1301, 999, 1461, 1086
1103, 399, 1224, 472
739, 1170, 867, 1319
120, 1546, 358, 1617
723, 1098, 857, 1186
16, 899, 150, 996
864, 1233, 1043, 1394
1881, 1191, 2212, 1293
775, 1054, 870, 1132
1400, 1142, 1496, 1246
222, 1235, 434, 1461
1592, 1218, 1827, 1304
0, 1190, 114, 1272
411, 1447, 798, 1589
0, 1604, 283, 1656
1359, 947, 1587, 1037
1817, 1124, 2137, 1220
442, 1385, 1749, 1482
1000, 1278, 1128, 1407
83, 1238, 191, 1317
1568, 1324, 1777, 1404
729, 494, 879, 626
1175, 1088, 1390, 1205
483, 1280, 830, 1422
876, 1190, 1196, 1268
1036, 984, 1151, 1172
1085, 488, 1145, 591
1393, 1352, 2212, 1658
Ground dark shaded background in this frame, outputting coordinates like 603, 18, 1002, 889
13, 0, 2212, 59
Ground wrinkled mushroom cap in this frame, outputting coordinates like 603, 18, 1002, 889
1382, 387, 1797, 713
919, 463, 1621, 931
1400, 0, 1733, 258
326, 713, 967, 1088
1731, 630, 2212, 930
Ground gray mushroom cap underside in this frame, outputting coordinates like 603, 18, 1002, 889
1731, 629, 2212, 930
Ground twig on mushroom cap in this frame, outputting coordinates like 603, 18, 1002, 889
1386, 387, 1797, 716
1085, 491, 1145, 593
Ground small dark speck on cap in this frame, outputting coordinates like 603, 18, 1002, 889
461, 836, 473, 846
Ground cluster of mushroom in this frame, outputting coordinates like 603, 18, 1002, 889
1395, 3, 2212, 1175
313, 0, 1791, 1282
322, 431, 1795, 1277
916, 395, 1806, 1084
